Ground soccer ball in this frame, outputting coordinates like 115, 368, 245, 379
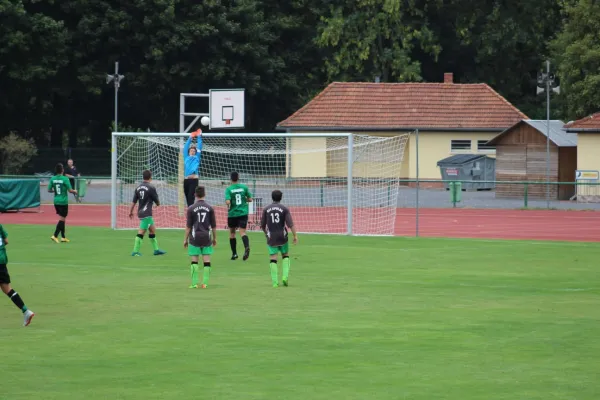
201, 116, 210, 126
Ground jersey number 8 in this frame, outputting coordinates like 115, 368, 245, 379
235, 193, 243, 205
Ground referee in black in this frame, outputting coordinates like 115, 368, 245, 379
64, 159, 81, 203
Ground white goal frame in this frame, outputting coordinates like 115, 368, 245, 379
111, 132, 357, 233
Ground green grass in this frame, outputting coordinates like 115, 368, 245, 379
2, 225, 599, 399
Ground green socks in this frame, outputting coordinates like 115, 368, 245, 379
149, 234, 159, 251
190, 263, 199, 287
282, 257, 290, 282
270, 261, 278, 287
203, 264, 211, 286
133, 235, 142, 253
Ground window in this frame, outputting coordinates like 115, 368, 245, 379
477, 140, 496, 152
450, 140, 471, 152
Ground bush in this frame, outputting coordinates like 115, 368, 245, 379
0, 133, 38, 174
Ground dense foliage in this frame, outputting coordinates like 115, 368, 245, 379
0, 0, 594, 149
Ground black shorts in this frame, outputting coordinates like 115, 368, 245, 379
55, 204, 69, 218
0, 264, 10, 284
227, 215, 248, 229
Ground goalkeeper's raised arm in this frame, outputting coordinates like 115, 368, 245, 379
182, 129, 203, 207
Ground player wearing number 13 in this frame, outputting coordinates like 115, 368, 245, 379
225, 171, 253, 261
185, 186, 217, 289
260, 190, 297, 288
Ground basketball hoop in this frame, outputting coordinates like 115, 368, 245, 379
225, 120, 231, 125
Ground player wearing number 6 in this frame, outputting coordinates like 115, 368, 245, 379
49, 163, 77, 243
225, 171, 253, 261
184, 186, 217, 289
260, 190, 297, 287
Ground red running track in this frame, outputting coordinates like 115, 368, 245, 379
1, 205, 598, 242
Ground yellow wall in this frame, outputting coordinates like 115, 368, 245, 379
286, 130, 497, 180
408, 132, 498, 179
287, 137, 327, 178
576, 134, 600, 197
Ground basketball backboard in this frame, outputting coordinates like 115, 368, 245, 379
209, 89, 245, 129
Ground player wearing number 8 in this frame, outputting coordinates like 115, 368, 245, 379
260, 190, 297, 287
224, 171, 253, 261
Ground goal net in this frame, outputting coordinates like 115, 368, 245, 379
111, 133, 409, 235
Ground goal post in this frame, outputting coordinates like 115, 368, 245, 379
111, 132, 409, 236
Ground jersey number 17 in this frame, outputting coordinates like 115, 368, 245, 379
197, 212, 207, 222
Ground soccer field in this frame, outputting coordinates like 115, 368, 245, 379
2, 225, 599, 400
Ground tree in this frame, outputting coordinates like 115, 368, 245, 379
551, 0, 600, 119
0, 0, 68, 138
316, 0, 441, 82
0, 133, 38, 174
422, 0, 562, 119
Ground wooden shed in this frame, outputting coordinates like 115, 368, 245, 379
487, 120, 578, 200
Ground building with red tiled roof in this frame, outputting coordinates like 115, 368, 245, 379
277, 73, 527, 180
565, 112, 600, 201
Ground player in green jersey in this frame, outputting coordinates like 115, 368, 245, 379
225, 172, 253, 261
0, 224, 35, 326
48, 163, 78, 243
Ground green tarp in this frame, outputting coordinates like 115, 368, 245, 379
0, 179, 40, 212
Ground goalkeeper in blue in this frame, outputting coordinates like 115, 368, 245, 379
183, 129, 203, 207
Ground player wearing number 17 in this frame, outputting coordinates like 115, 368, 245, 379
260, 190, 297, 287
184, 186, 217, 289
225, 171, 253, 261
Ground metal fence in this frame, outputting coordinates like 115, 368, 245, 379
4, 175, 600, 210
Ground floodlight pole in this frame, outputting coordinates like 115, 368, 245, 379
107, 62, 124, 230
537, 60, 560, 209
106, 62, 125, 132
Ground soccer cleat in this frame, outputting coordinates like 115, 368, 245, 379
273, 283, 279, 288
131, 252, 142, 257
282, 279, 288, 287
23, 310, 35, 327
243, 248, 250, 261
200, 284, 207, 289
50, 236, 59, 243
61, 238, 70, 243
231, 254, 238, 261
189, 284, 198, 289
153, 249, 166, 256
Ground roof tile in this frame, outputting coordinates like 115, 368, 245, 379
278, 82, 528, 130
565, 112, 600, 131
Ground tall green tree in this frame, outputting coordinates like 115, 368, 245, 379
551, 0, 600, 119
0, 0, 68, 138
316, 0, 441, 82
422, 0, 562, 119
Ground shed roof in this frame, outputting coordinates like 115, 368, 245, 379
437, 154, 490, 166
488, 119, 577, 147
277, 77, 527, 131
